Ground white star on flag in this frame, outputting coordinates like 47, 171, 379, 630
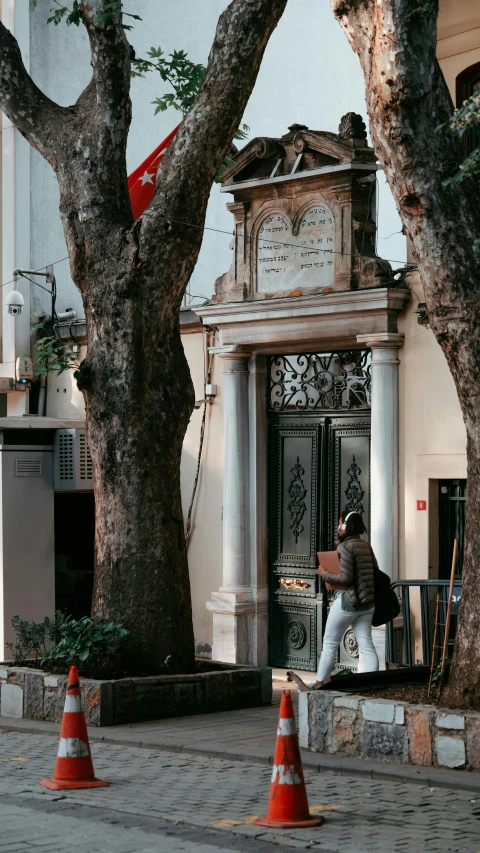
139, 171, 155, 185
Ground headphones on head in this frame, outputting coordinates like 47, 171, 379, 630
341, 511, 359, 531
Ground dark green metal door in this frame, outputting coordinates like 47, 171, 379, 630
267, 350, 371, 671
268, 417, 326, 670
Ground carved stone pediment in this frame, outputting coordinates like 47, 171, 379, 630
222, 115, 375, 187
213, 114, 396, 305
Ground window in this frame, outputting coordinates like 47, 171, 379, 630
456, 62, 480, 155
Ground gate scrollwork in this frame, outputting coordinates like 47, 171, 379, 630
287, 457, 307, 543
268, 350, 371, 412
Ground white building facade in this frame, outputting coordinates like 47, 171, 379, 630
0, 0, 476, 667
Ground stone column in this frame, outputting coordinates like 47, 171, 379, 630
357, 332, 404, 669
207, 345, 255, 663
357, 333, 404, 580
248, 354, 268, 666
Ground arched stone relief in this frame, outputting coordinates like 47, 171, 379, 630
254, 202, 335, 295
253, 207, 292, 295
293, 200, 335, 287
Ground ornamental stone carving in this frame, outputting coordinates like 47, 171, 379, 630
213, 115, 394, 304
338, 112, 367, 142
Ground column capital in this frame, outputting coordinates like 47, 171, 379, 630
209, 345, 252, 373
209, 344, 252, 359
356, 332, 404, 349
356, 333, 404, 367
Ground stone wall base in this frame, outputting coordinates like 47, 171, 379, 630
0, 661, 272, 727
299, 689, 480, 771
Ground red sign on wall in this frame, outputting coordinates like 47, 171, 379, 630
417, 500, 427, 511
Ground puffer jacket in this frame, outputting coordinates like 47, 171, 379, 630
321, 535, 376, 607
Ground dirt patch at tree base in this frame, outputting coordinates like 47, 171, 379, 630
359, 683, 441, 706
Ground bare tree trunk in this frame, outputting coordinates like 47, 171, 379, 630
81, 266, 196, 673
0, 0, 287, 674
331, 0, 480, 707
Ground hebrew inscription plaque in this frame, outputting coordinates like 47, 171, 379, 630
256, 205, 335, 293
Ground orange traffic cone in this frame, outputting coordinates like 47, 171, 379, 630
254, 690, 324, 829
41, 665, 108, 790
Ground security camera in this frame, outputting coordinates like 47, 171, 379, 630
6, 290, 24, 315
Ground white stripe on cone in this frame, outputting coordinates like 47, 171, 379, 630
277, 717, 296, 736
64, 695, 82, 713
271, 763, 302, 785
57, 737, 89, 758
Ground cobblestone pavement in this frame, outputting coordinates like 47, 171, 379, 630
0, 730, 479, 853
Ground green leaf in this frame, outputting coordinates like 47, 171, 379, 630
405, 1, 436, 20
235, 124, 250, 142
443, 145, 480, 188
47, 8, 68, 26
443, 89, 480, 193
134, 46, 207, 115
148, 47, 164, 59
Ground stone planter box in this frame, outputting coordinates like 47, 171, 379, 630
298, 689, 480, 771
0, 661, 272, 727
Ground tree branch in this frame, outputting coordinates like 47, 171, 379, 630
0, 21, 68, 162
148, 0, 287, 222
330, 0, 480, 342
46, 2, 134, 287
138, 0, 287, 306
79, 0, 132, 133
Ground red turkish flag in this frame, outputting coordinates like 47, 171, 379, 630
128, 125, 179, 220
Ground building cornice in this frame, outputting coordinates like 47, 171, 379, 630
195, 287, 409, 321
220, 162, 379, 194
193, 287, 410, 352
180, 308, 203, 333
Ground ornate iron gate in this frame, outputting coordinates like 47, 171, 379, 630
267, 351, 371, 670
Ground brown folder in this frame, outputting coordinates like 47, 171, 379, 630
317, 550, 346, 591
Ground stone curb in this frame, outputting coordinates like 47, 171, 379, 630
2, 715, 480, 794
301, 688, 480, 771
0, 663, 272, 725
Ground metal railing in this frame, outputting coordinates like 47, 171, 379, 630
385, 580, 462, 667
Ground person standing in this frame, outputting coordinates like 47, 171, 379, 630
287, 510, 379, 691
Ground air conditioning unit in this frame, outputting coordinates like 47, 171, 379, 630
54, 429, 93, 491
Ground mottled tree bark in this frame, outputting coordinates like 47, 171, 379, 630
0, 0, 287, 673
331, 0, 480, 706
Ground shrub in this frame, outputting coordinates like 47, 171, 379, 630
6, 611, 68, 666
41, 613, 130, 678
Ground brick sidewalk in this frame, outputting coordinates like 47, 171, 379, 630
0, 729, 479, 852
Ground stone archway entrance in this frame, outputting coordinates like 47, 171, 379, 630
197, 291, 408, 667
196, 115, 409, 668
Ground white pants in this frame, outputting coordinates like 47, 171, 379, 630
316, 592, 379, 682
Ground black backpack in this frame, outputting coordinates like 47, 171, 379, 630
372, 564, 400, 627
367, 544, 400, 627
